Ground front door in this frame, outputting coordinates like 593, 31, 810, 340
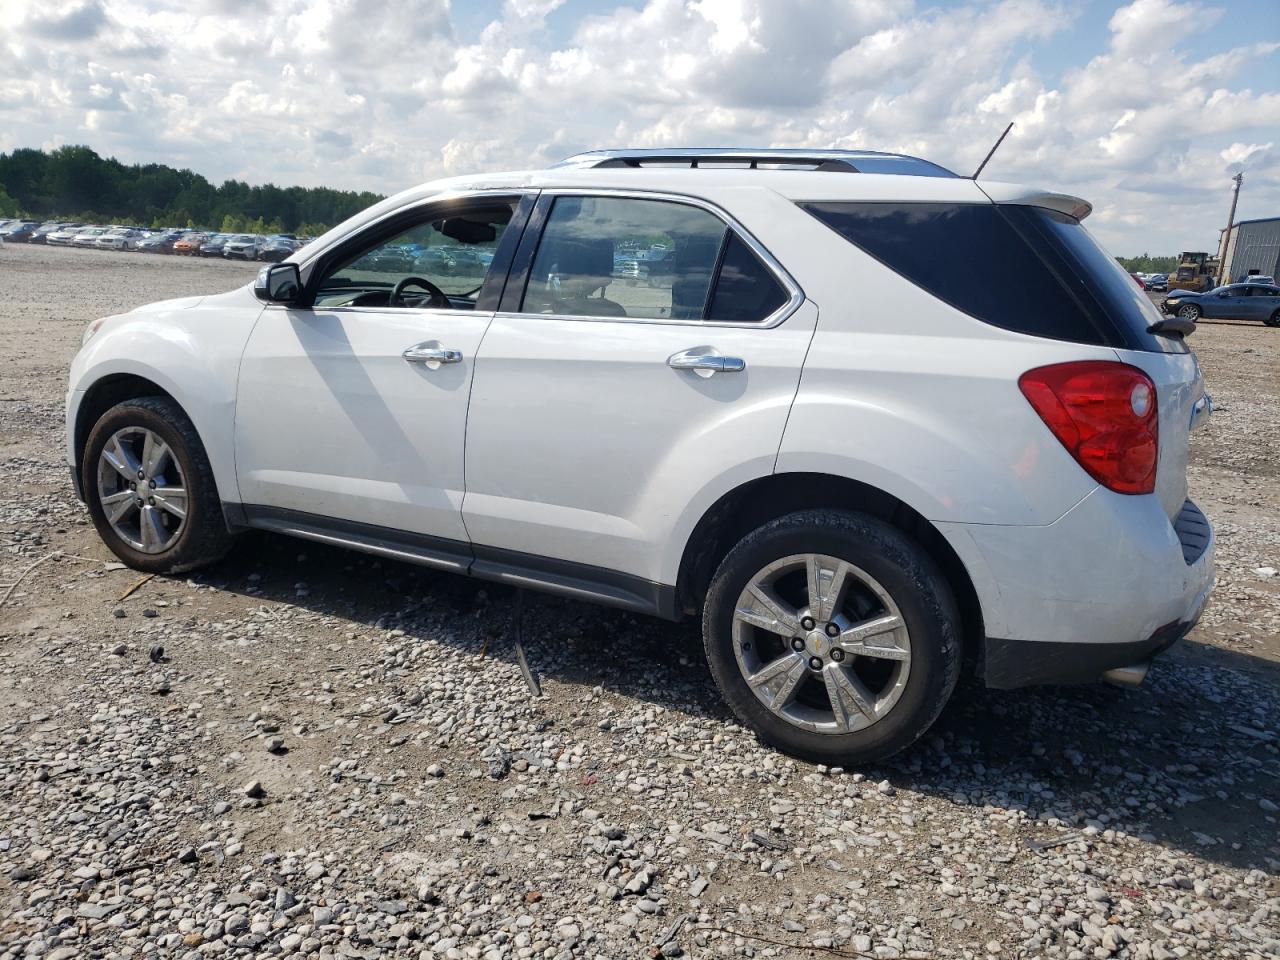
462, 192, 816, 594
235, 196, 527, 555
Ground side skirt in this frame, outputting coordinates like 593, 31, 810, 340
231, 504, 680, 620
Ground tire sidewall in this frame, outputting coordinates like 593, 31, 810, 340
83, 401, 206, 570
703, 512, 959, 766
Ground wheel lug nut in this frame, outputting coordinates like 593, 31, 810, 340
137, 470, 145, 480
830, 648, 845, 662
148, 497, 156, 506
800, 616, 816, 631
825, 622, 840, 637
791, 637, 805, 652
149, 479, 156, 489
808, 656, 823, 671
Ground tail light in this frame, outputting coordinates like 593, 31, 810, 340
1018, 361, 1158, 495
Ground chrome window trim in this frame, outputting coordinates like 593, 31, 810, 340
512, 187, 805, 330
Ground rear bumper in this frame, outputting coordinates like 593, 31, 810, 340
937, 491, 1214, 689
982, 594, 1205, 689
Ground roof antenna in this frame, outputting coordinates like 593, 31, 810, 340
971, 122, 1014, 180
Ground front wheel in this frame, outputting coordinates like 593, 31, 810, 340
702, 510, 961, 766
83, 397, 234, 574
1177, 303, 1201, 322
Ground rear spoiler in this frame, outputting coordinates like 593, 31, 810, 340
974, 181, 1093, 221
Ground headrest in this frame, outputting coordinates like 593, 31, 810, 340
537, 236, 615, 295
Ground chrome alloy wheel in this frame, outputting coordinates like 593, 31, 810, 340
732, 554, 911, 734
96, 427, 188, 554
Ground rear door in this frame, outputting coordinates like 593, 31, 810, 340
461, 191, 814, 593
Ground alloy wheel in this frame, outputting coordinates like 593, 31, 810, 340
96, 426, 188, 554
731, 554, 911, 734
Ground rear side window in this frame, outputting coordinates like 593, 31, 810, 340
801, 201, 1182, 352
520, 195, 790, 323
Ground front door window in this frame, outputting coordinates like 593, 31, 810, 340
314, 202, 516, 310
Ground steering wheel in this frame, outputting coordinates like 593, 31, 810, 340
390, 276, 449, 309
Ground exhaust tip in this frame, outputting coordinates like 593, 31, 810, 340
1102, 662, 1150, 688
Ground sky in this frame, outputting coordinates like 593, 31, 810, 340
1, 0, 1277, 254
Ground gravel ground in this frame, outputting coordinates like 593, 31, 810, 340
0, 241, 1277, 960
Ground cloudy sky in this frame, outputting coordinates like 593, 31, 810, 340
1, 0, 1277, 253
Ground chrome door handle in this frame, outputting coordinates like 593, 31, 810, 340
667, 350, 746, 374
402, 343, 463, 365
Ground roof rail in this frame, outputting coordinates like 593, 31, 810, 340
553, 148, 958, 179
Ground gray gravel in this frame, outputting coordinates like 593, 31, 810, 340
1, 242, 1277, 958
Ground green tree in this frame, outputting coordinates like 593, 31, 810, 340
0, 145, 384, 233
0, 182, 20, 217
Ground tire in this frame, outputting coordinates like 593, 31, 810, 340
702, 510, 961, 766
1267, 310, 1280, 328
82, 397, 234, 574
1177, 303, 1201, 322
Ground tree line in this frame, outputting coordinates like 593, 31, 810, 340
1115, 254, 1179, 274
0, 145, 385, 236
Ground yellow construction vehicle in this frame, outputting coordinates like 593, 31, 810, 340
1168, 251, 1221, 293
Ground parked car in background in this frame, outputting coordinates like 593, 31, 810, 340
31, 221, 82, 243
173, 233, 206, 256
198, 234, 230, 257
0, 220, 41, 242
1128, 272, 1145, 290
1237, 274, 1275, 286
257, 237, 300, 262
96, 227, 144, 251
138, 230, 185, 254
222, 234, 263, 260
1162, 282, 1280, 326
46, 225, 86, 246
412, 246, 456, 274
68, 146, 1215, 766
71, 226, 110, 247
1145, 274, 1168, 292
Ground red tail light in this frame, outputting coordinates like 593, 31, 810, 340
1019, 361, 1158, 495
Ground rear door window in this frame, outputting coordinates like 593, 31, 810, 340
518, 195, 791, 324
801, 201, 1184, 353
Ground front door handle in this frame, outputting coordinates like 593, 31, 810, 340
667, 349, 746, 375
402, 343, 463, 367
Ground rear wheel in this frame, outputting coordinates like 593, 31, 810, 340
702, 510, 961, 765
1267, 310, 1280, 328
1177, 303, 1201, 322
83, 397, 234, 574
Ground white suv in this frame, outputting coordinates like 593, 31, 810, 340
67, 149, 1214, 765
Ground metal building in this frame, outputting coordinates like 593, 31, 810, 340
1219, 216, 1280, 282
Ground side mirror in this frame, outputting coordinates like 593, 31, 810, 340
255, 263, 302, 304
1216, 290, 1229, 298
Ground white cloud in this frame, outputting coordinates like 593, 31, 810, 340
0, 0, 1276, 253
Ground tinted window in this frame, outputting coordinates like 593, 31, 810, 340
521, 196, 789, 323
707, 233, 788, 323
522, 196, 727, 319
803, 201, 1182, 352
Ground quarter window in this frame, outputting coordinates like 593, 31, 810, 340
519, 196, 788, 323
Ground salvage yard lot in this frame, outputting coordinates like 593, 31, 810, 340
0, 241, 1277, 959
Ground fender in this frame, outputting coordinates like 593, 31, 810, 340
67, 286, 264, 505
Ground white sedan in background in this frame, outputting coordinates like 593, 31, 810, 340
71, 227, 111, 247
96, 228, 145, 251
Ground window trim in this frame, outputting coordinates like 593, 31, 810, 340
499, 188, 803, 329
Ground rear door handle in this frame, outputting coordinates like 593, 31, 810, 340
667, 349, 746, 374
402, 343, 463, 366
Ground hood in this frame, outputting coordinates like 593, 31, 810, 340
132, 295, 207, 313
